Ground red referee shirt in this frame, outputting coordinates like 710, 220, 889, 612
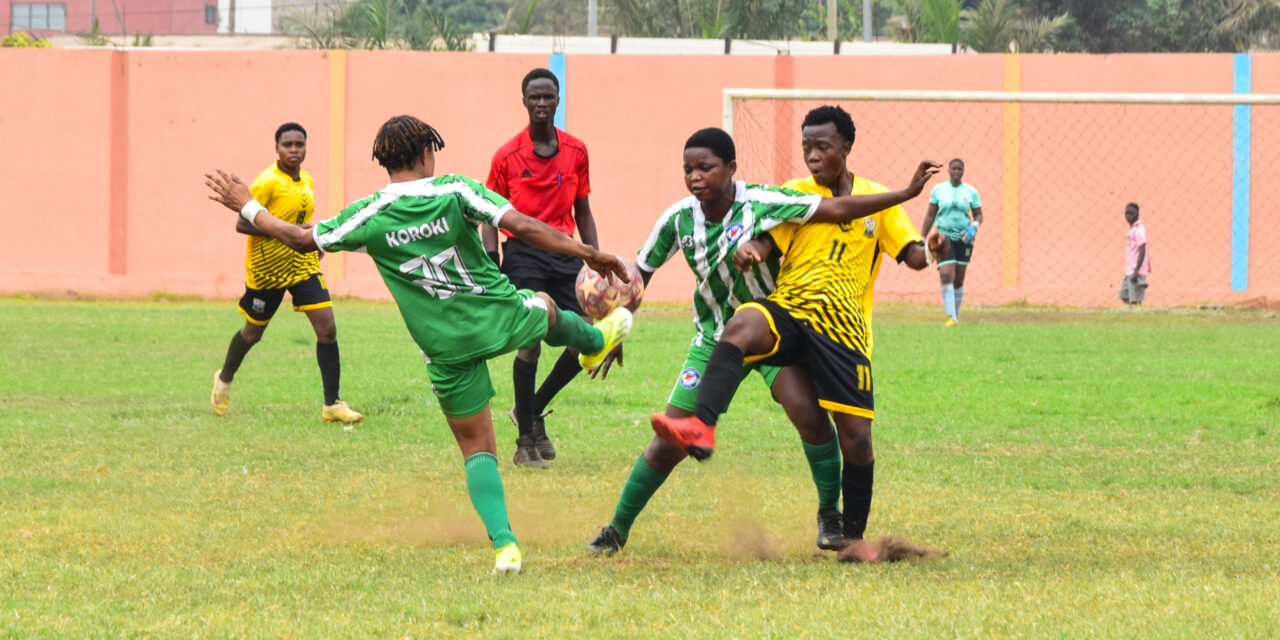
486, 126, 591, 238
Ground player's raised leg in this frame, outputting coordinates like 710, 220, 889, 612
650, 303, 778, 460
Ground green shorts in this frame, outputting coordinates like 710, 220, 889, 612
427, 290, 549, 418
666, 341, 780, 413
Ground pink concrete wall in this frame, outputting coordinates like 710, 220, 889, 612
1, 49, 1277, 308
0, 50, 115, 281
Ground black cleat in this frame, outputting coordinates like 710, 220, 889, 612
513, 436, 548, 469
586, 525, 626, 556
531, 410, 556, 461
510, 408, 557, 461
816, 509, 847, 551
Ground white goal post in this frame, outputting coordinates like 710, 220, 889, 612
723, 89, 1280, 135
722, 87, 1280, 307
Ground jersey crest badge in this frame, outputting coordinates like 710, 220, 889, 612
724, 223, 745, 244
863, 218, 877, 238
679, 367, 701, 389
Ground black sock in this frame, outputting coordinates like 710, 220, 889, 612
841, 460, 875, 540
220, 331, 253, 382
533, 349, 582, 415
692, 341, 745, 426
316, 341, 341, 405
512, 357, 537, 437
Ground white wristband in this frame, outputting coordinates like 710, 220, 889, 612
240, 200, 267, 225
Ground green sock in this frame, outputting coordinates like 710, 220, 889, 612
802, 436, 842, 511
608, 455, 670, 541
463, 452, 517, 549
544, 307, 603, 354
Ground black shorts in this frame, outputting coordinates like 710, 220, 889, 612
740, 298, 874, 419
238, 274, 331, 325
939, 235, 974, 266
501, 237, 584, 315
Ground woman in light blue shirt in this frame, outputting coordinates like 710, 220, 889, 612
921, 158, 983, 326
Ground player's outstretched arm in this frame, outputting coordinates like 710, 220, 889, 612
206, 169, 319, 253
810, 160, 941, 224
499, 209, 629, 284
235, 217, 268, 237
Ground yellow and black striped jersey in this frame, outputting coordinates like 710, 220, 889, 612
245, 163, 321, 289
768, 175, 922, 358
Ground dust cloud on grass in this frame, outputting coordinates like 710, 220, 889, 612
836, 536, 949, 563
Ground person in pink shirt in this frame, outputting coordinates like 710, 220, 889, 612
1120, 202, 1150, 305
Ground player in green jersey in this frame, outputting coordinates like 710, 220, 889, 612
207, 115, 633, 575
586, 127, 938, 555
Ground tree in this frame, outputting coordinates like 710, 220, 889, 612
1210, 0, 1280, 50
602, 0, 806, 39
281, 0, 474, 50
961, 0, 1016, 51
920, 0, 962, 43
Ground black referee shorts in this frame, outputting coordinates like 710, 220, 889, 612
739, 298, 874, 419
501, 237, 585, 315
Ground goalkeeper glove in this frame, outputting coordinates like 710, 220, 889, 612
962, 221, 979, 243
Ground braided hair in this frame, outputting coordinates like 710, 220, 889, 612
372, 115, 446, 172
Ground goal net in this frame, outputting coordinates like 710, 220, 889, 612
726, 89, 1280, 308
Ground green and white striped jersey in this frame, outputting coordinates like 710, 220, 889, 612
637, 181, 821, 347
312, 174, 528, 365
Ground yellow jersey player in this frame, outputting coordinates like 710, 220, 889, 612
209, 122, 362, 426
651, 106, 942, 563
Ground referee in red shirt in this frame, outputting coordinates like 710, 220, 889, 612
484, 67, 600, 469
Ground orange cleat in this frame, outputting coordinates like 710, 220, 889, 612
650, 413, 716, 461
836, 538, 881, 563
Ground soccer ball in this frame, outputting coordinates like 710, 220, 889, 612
576, 257, 643, 320
618, 259, 645, 312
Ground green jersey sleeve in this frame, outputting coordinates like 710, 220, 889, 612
435, 174, 513, 228
743, 184, 822, 228
636, 199, 686, 272
313, 192, 386, 253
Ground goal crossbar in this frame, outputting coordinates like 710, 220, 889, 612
723, 88, 1280, 134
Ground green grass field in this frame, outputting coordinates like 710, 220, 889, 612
2, 298, 1279, 638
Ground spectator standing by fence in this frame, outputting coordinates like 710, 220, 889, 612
1120, 202, 1150, 305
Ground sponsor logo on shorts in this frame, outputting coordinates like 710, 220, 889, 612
864, 218, 877, 238
724, 223, 745, 244
251, 298, 266, 313
679, 367, 701, 389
